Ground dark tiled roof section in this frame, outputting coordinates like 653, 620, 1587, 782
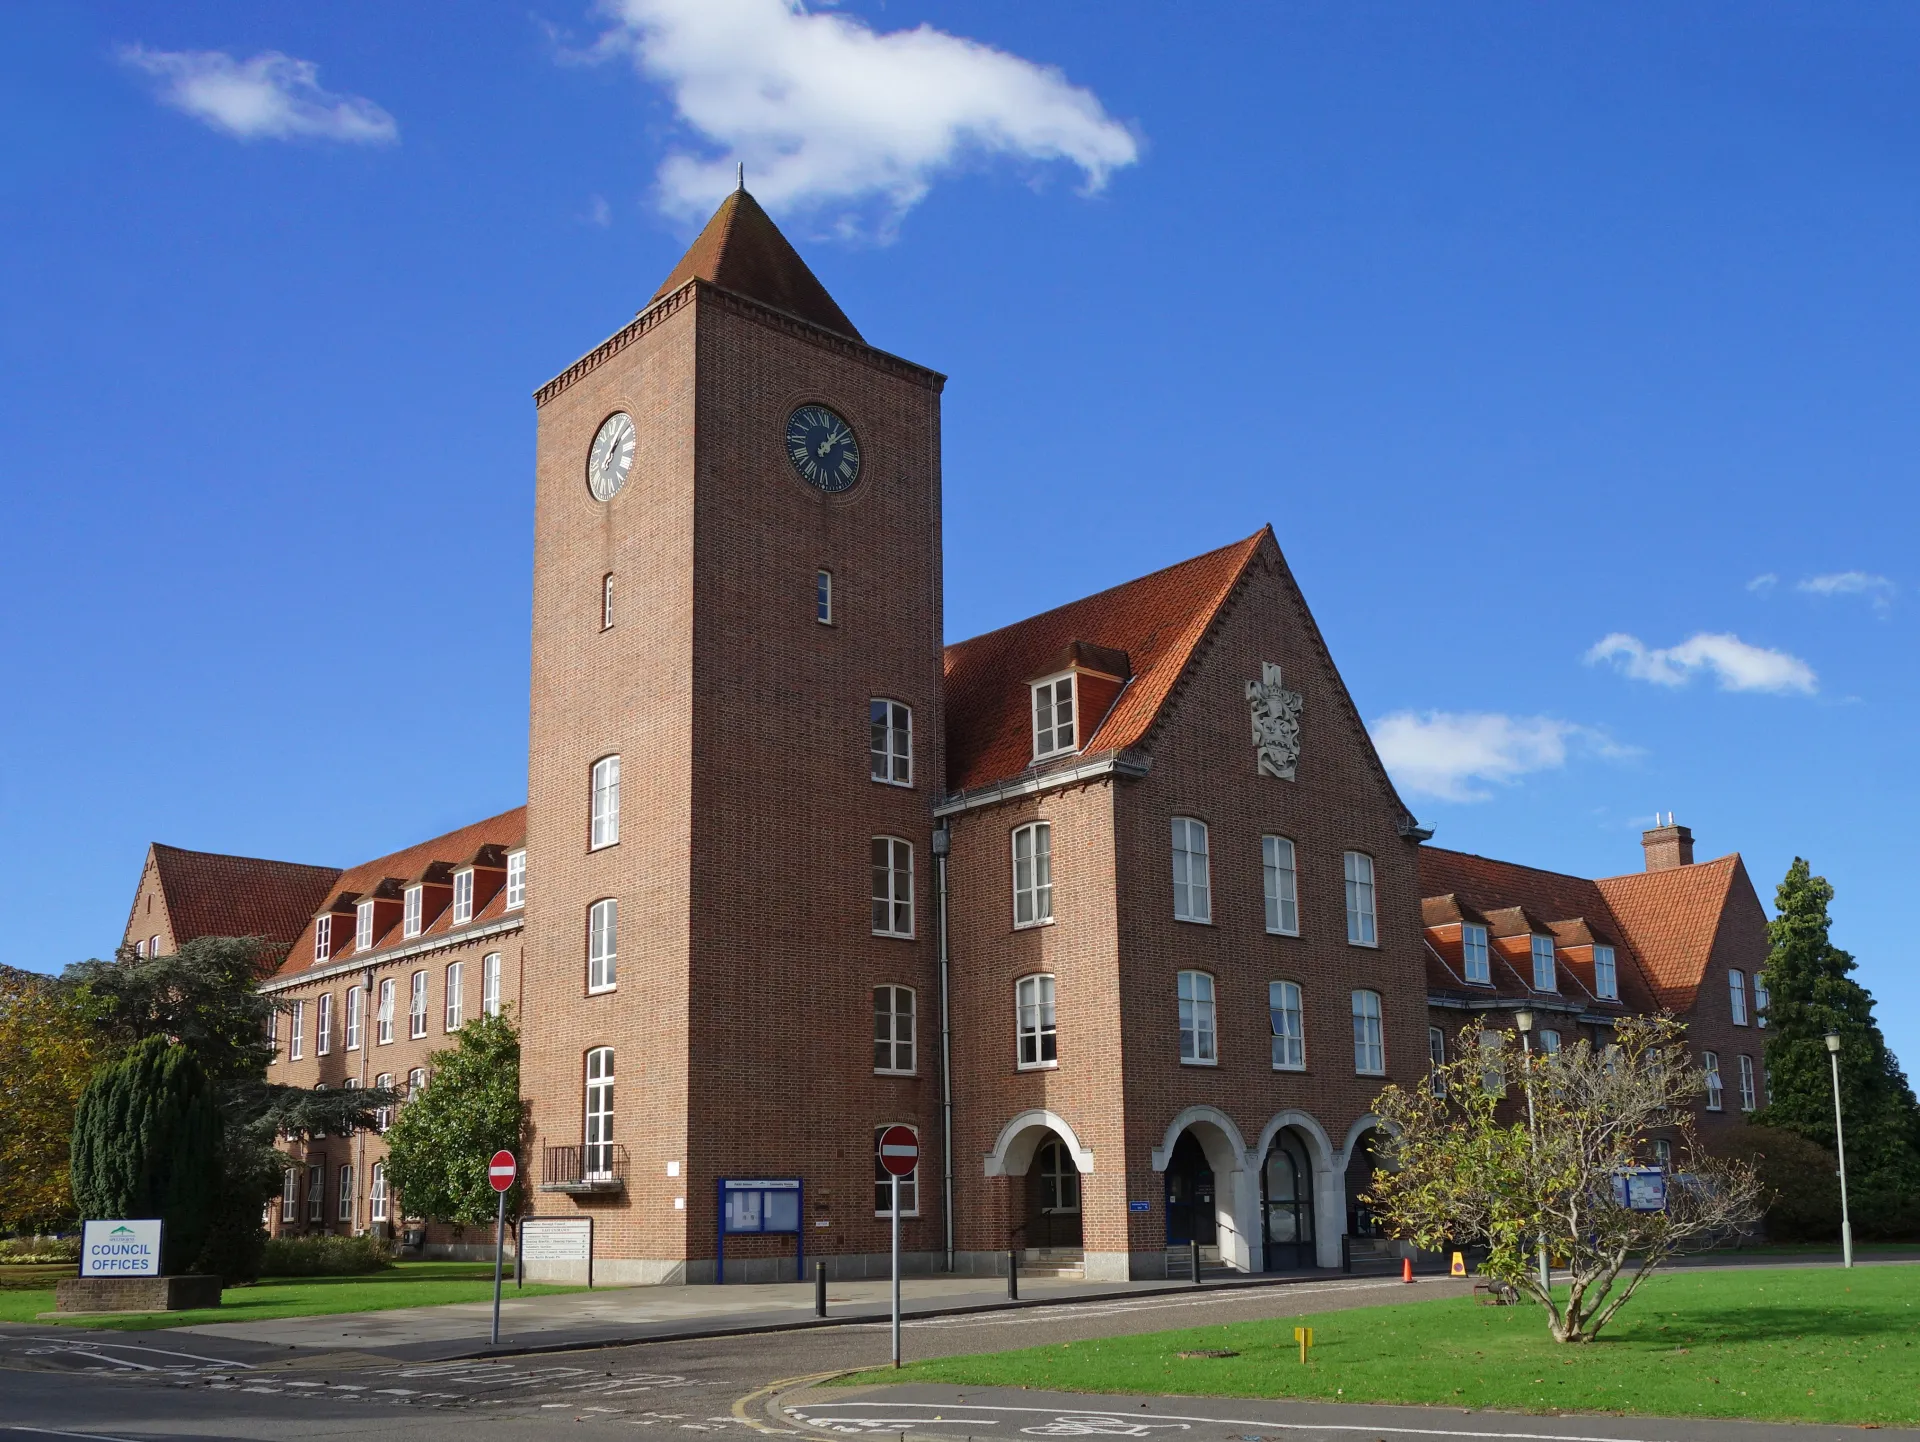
272, 807, 527, 982
149, 845, 341, 953
943, 531, 1267, 794
1595, 855, 1741, 1014
649, 189, 862, 342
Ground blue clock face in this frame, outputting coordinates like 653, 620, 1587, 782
785, 405, 861, 492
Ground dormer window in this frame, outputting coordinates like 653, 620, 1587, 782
355, 899, 375, 952
403, 885, 424, 939
1462, 923, 1490, 985
1031, 673, 1076, 760
506, 850, 526, 909
314, 914, 333, 963
1530, 934, 1557, 991
1593, 944, 1619, 1000
452, 869, 474, 925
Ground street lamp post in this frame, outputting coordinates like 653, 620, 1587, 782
1514, 1009, 1551, 1299
1825, 1031, 1853, 1269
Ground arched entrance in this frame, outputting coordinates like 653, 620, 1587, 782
1344, 1126, 1384, 1239
1023, 1134, 1084, 1250
1163, 1131, 1216, 1248
1260, 1127, 1316, 1270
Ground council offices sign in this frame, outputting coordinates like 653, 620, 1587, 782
79, 1219, 163, 1277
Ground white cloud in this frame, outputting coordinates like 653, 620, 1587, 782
1584, 631, 1817, 695
1797, 570, 1896, 614
1369, 711, 1634, 804
1746, 573, 1778, 593
591, 0, 1139, 231
120, 47, 398, 144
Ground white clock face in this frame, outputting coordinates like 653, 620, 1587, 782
587, 412, 636, 501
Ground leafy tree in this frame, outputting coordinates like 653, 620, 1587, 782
70, 1036, 223, 1273
384, 1011, 524, 1226
1752, 858, 1920, 1238
1730, 1124, 1841, 1243
0, 966, 103, 1234
1368, 1016, 1762, 1343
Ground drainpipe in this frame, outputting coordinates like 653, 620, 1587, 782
354, 966, 373, 1236
933, 823, 955, 1273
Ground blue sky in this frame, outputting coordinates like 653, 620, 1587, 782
3, 2, 1914, 1068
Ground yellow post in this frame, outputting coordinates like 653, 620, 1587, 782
1449, 1251, 1466, 1277
1293, 1326, 1313, 1363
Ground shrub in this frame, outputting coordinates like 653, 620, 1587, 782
1732, 1125, 1842, 1243
259, 1233, 393, 1277
0, 1235, 80, 1264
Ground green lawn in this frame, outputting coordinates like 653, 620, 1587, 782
857, 1265, 1920, 1428
0, 1260, 585, 1331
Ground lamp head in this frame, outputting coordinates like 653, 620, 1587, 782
1825, 1031, 1842, 1054
1514, 1009, 1534, 1033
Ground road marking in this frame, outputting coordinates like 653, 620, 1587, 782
3, 1430, 147, 1442
23, 1337, 255, 1368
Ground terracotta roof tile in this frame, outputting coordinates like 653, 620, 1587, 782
943, 530, 1267, 794
148, 845, 341, 952
649, 189, 862, 341
1595, 855, 1741, 1012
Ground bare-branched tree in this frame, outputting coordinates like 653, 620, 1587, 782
1367, 1014, 1763, 1343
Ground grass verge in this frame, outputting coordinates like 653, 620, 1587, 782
851, 1264, 1920, 1428
0, 1260, 585, 1331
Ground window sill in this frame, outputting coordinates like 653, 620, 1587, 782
1265, 926, 1300, 938
1032, 747, 1078, 766
1017, 1060, 1059, 1072
1174, 915, 1213, 927
1346, 938, 1380, 949
870, 776, 915, 790
1355, 1068, 1387, 1078
873, 1068, 917, 1078
1271, 1063, 1307, 1073
872, 931, 917, 942
587, 985, 617, 996
873, 1212, 922, 1219
588, 841, 619, 853
1013, 918, 1055, 931
1179, 1058, 1218, 1068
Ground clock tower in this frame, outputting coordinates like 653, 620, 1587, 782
521, 189, 946, 1282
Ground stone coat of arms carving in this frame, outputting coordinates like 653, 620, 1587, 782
1246, 661, 1303, 780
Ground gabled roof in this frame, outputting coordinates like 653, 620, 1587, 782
147, 844, 341, 951
943, 530, 1267, 794
271, 807, 527, 982
649, 188, 862, 342
1596, 855, 1743, 1013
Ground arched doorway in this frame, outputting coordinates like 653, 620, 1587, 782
1023, 1135, 1083, 1250
1163, 1131, 1216, 1248
1260, 1128, 1316, 1271
1344, 1127, 1383, 1239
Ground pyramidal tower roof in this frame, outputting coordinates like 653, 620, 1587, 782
649, 187, 862, 342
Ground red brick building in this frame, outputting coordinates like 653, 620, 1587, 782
121, 190, 1772, 1281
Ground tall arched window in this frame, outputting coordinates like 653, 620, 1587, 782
1012, 823, 1053, 926
1351, 990, 1385, 1075
590, 755, 621, 849
1172, 818, 1210, 923
1343, 852, 1377, 946
588, 899, 618, 992
1178, 970, 1216, 1064
1268, 980, 1305, 1070
585, 1048, 615, 1179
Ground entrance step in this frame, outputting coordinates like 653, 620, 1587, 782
1164, 1248, 1237, 1282
1017, 1247, 1086, 1280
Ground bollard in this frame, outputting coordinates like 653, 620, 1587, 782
815, 1260, 826, 1318
1191, 1239, 1202, 1288
1007, 1247, 1019, 1300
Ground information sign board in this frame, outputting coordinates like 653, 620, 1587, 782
80, 1219, 163, 1277
1610, 1167, 1668, 1212
717, 1178, 803, 1283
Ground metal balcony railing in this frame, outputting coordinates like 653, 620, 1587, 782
541, 1143, 628, 1193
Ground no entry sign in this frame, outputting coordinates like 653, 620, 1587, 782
489, 1150, 517, 1192
877, 1126, 918, 1177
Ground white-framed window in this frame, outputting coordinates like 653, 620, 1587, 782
345, 985, 363, 1050
1269, 979, 1305, 1070
590, 755, 621, 849
869, 700, 912, 786
280, 1166, 299, 1222
873, 1125, 919, 1215
444, 961, 464, 1031
506, 850, 526, 910
315, 914, 333, 963
815, 568, 833, 625
1037, 1138, 1081, 1213
452, 869, 474, 925
1531, 935, 1557, 992
306, 1163, 324, 1222
374, 1074, 394, 1132
1343, 852, 1377, 946
369, 1162, 388, 1222
1171, 817, 1211, 923
1729, 969, 1749, 1026
1262, 835, 1299, 935
267, 1006, 278, 1061
483, 952, 502, 1017
1012, 822, 1053, 927
1538, 1029, 1561, 1055
1593, 943, 1618, 1000
1651, 1137, 1672, 1168
1738, 1054, 1757, 1111
1753, 972, 1770, 1028
1030, 673, 1076, 760
407, 1066, 426, 1098
1352, 989, 1385, 1075
1703, 1051, 1724, 1111
873, 985, 916, 1073
376, 978, 395, 1045
403, 885, 423, 939
1428, 1026, 1447, 1090
149, 935, 160, 957
337, 1163, 354, 1223
1016, 974, 1057, 1068
356, 899, 375, 952
602, 572, 615, 630
1178, 970, 1217, 1065
289, 1000, 306, 1060
311, 1081, 328, 1137
1462, 923, 1491, 985
585, 1048, 615, 1179
871, 837, 914, 938
316, 993, 333, 1056
408, 970, 428, 1039
587, 899, 618, 992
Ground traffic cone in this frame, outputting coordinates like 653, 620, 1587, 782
1402, 1257, 1414, 1283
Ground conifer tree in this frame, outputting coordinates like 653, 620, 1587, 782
70, 1036, 223, 1273
1753, 858, 1920, 1237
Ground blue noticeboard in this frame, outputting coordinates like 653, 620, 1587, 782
717, 1178, 802, 1283
1610, 1167, 1667, 1212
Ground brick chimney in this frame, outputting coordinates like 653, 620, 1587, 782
1642, 817, 1695, 871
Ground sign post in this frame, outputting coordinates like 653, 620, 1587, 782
488, 1149, 516, 1346
877, 1126, 917, 1369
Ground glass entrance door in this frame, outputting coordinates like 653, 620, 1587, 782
1262, 1129, 1315, 1270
